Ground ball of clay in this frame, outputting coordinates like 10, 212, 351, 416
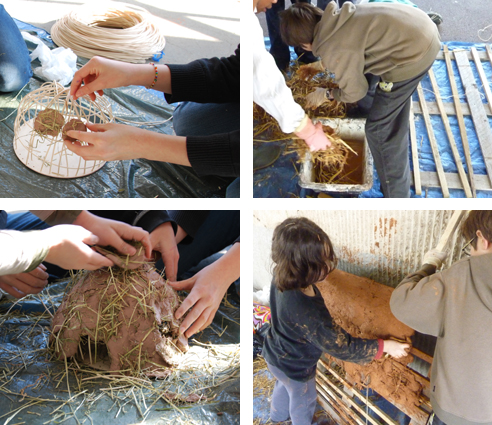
62, 119, 87, 142
34, 108, 65, 137
50, 244, 189, 378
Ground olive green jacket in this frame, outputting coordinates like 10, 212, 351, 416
312, 2, 441, 102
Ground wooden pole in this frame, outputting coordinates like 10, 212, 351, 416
435, 210, 467, 252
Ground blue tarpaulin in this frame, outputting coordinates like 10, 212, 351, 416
254, 40, 492, 198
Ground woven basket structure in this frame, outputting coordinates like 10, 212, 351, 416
13, 82, 113, 178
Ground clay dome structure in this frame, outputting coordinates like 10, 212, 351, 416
50, 243, 188, 378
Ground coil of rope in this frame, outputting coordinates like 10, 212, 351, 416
51, 3, 166, 64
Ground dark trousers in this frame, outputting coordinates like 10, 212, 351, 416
267, 362, 317, 425
365, 66, 431, 198
265, 0, 333, 71
172, 101, 240, 198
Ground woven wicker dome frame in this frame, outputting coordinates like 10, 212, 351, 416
13, 82, 114, 178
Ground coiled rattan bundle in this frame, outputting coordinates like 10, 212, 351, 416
51, 3, 166, 63
13, 82, 113, 178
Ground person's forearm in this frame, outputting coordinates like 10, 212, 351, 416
213, 242, 240, 285
139, 131, 191, 167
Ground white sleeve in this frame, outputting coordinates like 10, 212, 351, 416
252, 12, 306, 134
0, 230, 50, 276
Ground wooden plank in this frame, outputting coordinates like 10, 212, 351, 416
417, 83, 450, 197
455, 50, 492, 187
471, 47, 492, 115
410, 347, 433, 365
316, 370, 379, 425
436, 50, 489, 61
428, 68, 472, 197
436, 210, 467, 252
321, 360, 398, 425
317, 378, 359, 425
412, 101, 492, 117
417, 171, 492, 192
409, 99, 421, 195
444, 45, 476, 197
486, 44, 492, 69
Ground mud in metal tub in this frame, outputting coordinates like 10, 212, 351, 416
299, 118, 373, 195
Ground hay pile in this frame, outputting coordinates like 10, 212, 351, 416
254, 63, 358, 184
50, 243, 188, 378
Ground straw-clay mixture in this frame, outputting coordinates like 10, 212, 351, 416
51, 243, 188, 377
34, 108, 65, 137
62, 119, 87, 142
317, 269, 429, 421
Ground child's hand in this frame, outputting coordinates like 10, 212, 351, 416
383, 340, 410, 358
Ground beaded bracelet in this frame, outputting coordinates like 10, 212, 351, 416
146, 62, 158, 89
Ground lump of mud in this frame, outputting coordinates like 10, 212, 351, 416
34, 108, 65, 137
50, 243, 188, 378
62, 119, 87, 142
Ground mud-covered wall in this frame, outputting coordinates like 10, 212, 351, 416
253, 210, 466, 290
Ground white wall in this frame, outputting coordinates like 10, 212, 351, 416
253, 210, 466, 292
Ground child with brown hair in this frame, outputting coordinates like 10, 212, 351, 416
391, 211, 492, 425
279, 2, 441, 197
263, 216, 409, 425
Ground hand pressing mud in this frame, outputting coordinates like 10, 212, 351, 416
383, 339, 410, 359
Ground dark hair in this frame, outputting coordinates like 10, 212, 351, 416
461, 211, 492, 248
280, 3, 323, 47
271, 217, 337, 292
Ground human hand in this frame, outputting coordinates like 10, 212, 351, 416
150, 222, 179, 281
43, 225, 114, 270
73, 211, 151, 259
63, 122, 144, 161
168, 243, 240, 338
70, 56, 139, 101
295, 120, 332, 151
305, 88, 329, 109
0, 265, 49, 298
423, 249, 448, 268
383, 340, 410, 359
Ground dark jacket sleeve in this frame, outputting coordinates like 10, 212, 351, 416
164, 45, 240, 104
310, 319, 381, 364
168, 211, 209, 243
187, 130, 239, 177
90, 211, 177, 234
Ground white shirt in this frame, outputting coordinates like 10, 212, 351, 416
252, 11, 305, 134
